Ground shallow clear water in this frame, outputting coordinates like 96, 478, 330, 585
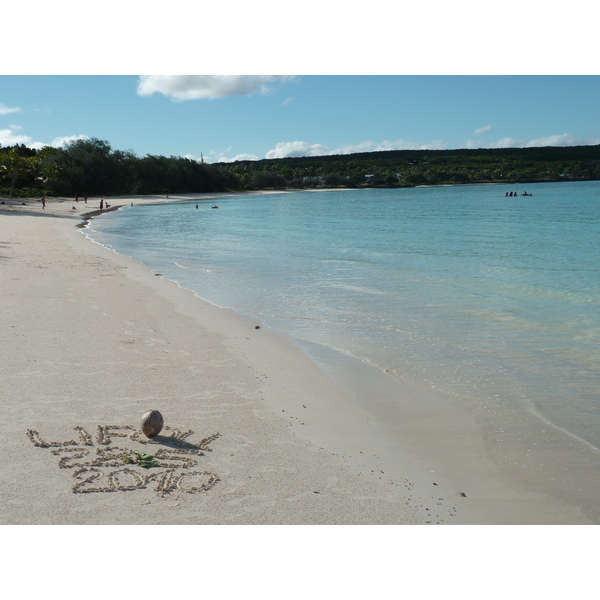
85, 182, 600, 449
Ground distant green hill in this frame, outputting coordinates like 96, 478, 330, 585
2, 140, 600, 197
226, 145, 600, 189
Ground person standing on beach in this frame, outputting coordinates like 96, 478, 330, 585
41, 195, 45, 209
100, 199, 104, 210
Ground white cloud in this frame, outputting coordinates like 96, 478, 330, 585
265, 141, 331, 159
137, 75, 295, 101
219, 153, 260, 162
51, 134, 90, 147
0, 127, 35, 146
263, 138, 451, 159
525, 133, 575, 147
221, 130, 600, 161
335, 140, 412, 154
463, 133, 600, 150
473, 125, 492, 135
524, 133, 600, 147
463, 137, 522, 149
334, 140, 379, 154
419, 139, 447, 150
379, 139, 419, 151
0, 128, 90, 150
492, 137, 521, 148
336, 138, 449, 154
0, 103, 21, 116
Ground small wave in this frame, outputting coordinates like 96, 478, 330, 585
260, 313, 324, 323
327, 282, 388, 295
174, 262, 197, 269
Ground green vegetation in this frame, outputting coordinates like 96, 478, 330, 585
238, 145, 600, 189
2, 138, 600, 198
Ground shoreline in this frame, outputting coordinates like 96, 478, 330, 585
1, 196, 461, 524
2, 193, 599, 524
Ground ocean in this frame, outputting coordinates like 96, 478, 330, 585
84, 181, 600, 452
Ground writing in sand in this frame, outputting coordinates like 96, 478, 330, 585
26, 424, 220, 496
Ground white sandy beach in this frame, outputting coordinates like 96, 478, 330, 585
1, 193, 599, 525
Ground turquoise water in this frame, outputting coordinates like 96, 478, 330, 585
85, 182, 600, 450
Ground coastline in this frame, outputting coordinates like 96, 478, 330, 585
0, 194, 458, 524
1, 192, 599, 524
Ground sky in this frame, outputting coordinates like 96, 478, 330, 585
2, 74, 599, 164
2, 3, 598, 165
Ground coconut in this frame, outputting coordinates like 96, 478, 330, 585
141, 409, 164, 437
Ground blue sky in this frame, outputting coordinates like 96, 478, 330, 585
2, 75, 599, 163
3, 3, 598, 164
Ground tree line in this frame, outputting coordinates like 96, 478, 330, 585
2, 138, 600, 198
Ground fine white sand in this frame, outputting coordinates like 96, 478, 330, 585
1, 192, 599, 525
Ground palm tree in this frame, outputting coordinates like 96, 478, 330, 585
29, 157, 59, 194
0, 150, 29, 199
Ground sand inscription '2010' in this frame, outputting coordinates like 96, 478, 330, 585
25, 425, 220, 496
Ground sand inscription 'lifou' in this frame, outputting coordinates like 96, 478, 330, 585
26, 421, 221, 497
